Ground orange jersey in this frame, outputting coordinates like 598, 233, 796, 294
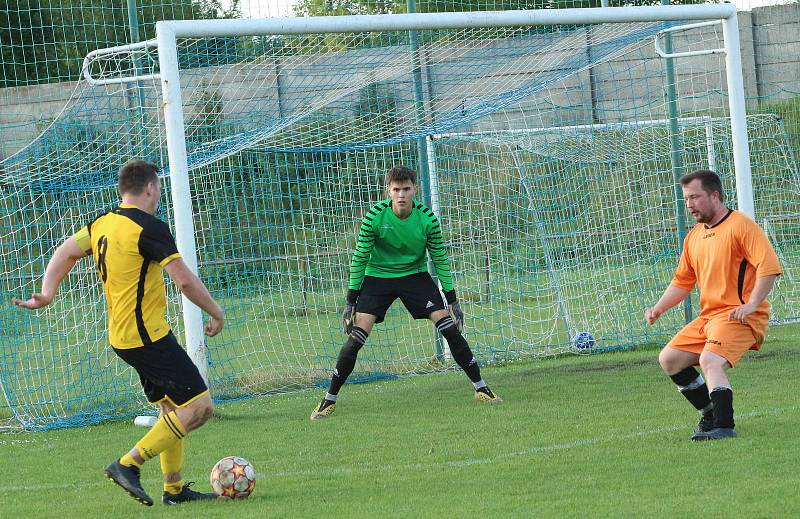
671, 210, 782, 339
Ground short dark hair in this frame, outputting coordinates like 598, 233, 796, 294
386, 165, 417, 185
118, 159, 159, 195
679, 169, 725, 202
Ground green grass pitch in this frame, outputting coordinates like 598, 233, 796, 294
1, 324, 798, 518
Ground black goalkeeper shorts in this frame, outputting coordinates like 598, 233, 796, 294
356, 273, 446, 324
113, 332, 209, 407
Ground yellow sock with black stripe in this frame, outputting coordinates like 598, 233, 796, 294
133, 411, 187, 462
160, 439, 185, 495
120, 452, 142, 468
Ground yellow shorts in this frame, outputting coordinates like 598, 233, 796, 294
667, 316, 760, 367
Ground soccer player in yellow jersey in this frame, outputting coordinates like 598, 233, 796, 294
13, 160, 225, 505
645, 170, 781, 441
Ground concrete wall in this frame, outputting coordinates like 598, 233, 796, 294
2, 4, 799, 161
748, 4, 800, 98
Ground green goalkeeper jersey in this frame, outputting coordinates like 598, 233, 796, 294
348, 199, 454, 292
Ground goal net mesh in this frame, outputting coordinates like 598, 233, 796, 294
2, 18, 798, 429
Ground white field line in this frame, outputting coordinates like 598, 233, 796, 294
0, 405, 796, 493
268, 405, 798, 478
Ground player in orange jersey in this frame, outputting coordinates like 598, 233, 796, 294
645, 170, 781, 440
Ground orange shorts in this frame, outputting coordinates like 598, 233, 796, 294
667, 316, 762, 367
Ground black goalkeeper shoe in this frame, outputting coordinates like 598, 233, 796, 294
690, 411, 715, 439
105, 459, 153, 506
310, 398, 336, 420
162, 481, 216, 505
691, 427, 737, 441
474, 386, 502, 403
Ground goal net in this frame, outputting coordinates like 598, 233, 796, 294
2, 7, 798, 429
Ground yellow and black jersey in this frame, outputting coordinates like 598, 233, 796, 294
74, 203, 181, 349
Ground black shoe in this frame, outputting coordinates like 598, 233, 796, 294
162, 481, 217, 505
690, 411, 715, 439
105, 460, 153, 506
691, 427, 737, 441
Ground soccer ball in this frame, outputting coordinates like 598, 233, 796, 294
210, 456, 256, 500
573, 331, 596, 350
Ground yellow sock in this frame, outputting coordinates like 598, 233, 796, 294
119, 452, 142, 468
161, 438, 184, 494
134, 411, 187, 462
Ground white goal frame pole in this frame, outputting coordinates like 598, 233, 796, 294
154, 4, 748, 375
721, 13, 755, 218
425, 135, 450, 361
157, 26, 208, 384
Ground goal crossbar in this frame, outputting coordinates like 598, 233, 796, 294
156, 5, 736, 37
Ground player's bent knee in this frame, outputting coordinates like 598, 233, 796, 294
201, 404, 214, 425
179, 395, 214, 430
657, 348, 675, 372
429, 309, 449, 322
658, 347, 695, 374
699, 352, 727, 372
192, 403, 213, 429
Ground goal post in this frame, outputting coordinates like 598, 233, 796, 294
152, 4, 748, 375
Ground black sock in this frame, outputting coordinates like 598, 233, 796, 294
328, 327, 368, 396
710, 387, 734, 429
436, 317, 482, 383
669, 367, 712, 414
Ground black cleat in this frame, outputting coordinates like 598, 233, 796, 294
690, 411, 715, 439
105, 460, 153, 506
162, 481, 217, 505
691, 427, 737, 441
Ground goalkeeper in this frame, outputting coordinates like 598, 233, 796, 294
311, 165, 500, 420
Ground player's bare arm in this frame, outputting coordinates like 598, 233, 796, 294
728, 274, 778, 323
645, 285, 691, 325
164, 258, 224, 336
12, 236, 88, 309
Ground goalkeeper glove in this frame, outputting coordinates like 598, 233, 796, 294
444, 290, 463, 331
448, 302, 464, 332
342, 289, 360, 334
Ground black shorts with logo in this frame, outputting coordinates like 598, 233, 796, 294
113, 331, 208, 407
356, 272, 446, 324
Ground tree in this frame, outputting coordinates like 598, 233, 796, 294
294, 0, 712, 17
0, 0, 241, 88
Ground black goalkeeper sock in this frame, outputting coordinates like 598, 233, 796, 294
328, 327, 368, 395
436, 317, 482, 383
710, 387, 734, 429
669, 367, 713, 414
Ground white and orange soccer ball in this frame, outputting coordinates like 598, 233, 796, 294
210, 456, 256, 500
